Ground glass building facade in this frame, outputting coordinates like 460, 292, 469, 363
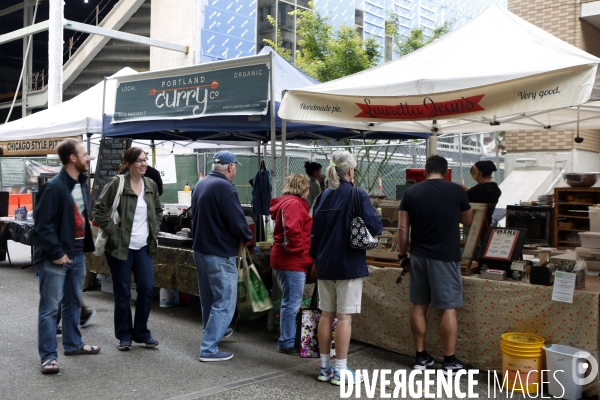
198, 0, 507, 63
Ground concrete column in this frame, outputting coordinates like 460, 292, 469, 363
48, 0, 63, 108
150, 0, 196, 70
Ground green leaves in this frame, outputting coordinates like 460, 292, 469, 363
387, 14, 453, 57
263, 3, 379, 82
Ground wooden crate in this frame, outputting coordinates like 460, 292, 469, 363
366, 249, 401, 268
460, 261, 480, 276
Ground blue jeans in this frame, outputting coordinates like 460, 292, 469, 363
273, 269, 305, 350
194, 252, 237, 357
37, 253, 85, 362
105, 246, 154, 342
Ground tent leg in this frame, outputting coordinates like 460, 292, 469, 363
151, 140, 156, 168
86, 132, 92, 190
281, 120, 287, 182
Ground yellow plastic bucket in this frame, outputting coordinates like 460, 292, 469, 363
502, 333, 545, 348
500, 333, 546, 395
501, 341, 545, 353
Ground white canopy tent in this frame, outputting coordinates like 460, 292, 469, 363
0, 68, 135, 140
279, 4, 600, 135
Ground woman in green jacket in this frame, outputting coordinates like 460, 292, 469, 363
94, 147, 163, 351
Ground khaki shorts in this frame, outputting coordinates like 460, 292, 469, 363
317, 278, 363, 314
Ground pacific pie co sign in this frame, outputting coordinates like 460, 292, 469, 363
0, 136, 81, 156
112, 64, 270, 123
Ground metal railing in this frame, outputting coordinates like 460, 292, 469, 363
30, 0, 120, 91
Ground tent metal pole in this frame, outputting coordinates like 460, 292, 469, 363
427, 120, 438, 158
281, 119, 287, 182
86, 132, 91, 190
257, 140, 261, 169
269, 52, 276, 199
494, 131, 500, 182
459, 133, 463, 184
151, 139, 156, 168
100, 77, 107, 139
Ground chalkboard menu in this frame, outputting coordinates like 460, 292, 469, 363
90, 138, 132, 219
1, 158, 26, 187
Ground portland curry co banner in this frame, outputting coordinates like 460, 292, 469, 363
112, 63, 270, 123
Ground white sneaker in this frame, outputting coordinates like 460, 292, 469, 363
317, 365, 334, 382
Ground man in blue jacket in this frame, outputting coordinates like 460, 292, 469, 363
192, 151, 252, 362
34, 139, 100, 374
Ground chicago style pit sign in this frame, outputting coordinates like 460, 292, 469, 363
112, 63, 270, 123
0, 136, 81, 156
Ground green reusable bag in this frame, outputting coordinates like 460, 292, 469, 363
237, 245, 273, 321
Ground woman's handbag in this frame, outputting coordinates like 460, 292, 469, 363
237, 244, 273, 321
295, 285, 337, 358
350, 187, 379, 250
92, 175, 125, 256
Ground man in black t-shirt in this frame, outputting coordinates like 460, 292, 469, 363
397, 155, 473, 376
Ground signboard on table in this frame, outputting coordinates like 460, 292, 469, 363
0, 158, 26, 186
155, 155, 177, 184
112, 63, 270, 123
0, 136, 81, 156
479, 228, 527, 274
90, 138, 132, 219
552, 271, 576, 303
483, 229, 522, 261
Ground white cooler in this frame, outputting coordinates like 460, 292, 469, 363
578, 232, 600, 249
589, 206, 600, 232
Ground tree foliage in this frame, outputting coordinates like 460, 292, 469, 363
387, 14, 453, 56
264, 4, 379, 82
262, 15, 292, 62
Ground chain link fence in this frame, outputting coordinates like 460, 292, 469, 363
161, 133, 502, 202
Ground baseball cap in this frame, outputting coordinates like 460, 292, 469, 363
213, 150, 241, 165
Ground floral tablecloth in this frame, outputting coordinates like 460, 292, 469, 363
353, 266, 600, 395
87, 249, 600, 394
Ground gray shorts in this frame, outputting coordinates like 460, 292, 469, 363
409, 254, 463, 309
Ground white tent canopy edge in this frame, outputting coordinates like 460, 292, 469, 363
278, 4, 600, 135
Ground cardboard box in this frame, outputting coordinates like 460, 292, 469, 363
381, 207, 398, 220
480, 269, 507, 280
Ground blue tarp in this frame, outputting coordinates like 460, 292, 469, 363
103, 47, 429, 142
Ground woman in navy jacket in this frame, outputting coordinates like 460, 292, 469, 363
310, 150, 382, 386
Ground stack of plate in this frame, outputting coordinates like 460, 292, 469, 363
537, 194, 554, 206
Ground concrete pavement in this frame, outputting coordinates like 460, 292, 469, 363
0, 241, 549, 400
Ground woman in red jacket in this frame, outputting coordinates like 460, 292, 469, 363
270, 173, 313, 355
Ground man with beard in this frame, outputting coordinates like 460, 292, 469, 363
34, 139, 100, 374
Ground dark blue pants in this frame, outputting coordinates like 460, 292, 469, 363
105, 246, 154, 343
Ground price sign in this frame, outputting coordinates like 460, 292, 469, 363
511, 261, 525, 271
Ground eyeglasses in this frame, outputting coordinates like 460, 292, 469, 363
134, 159, 148, 164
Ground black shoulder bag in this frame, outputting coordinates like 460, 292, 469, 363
349, 187, 379, 250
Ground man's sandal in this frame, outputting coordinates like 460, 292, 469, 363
41, 359, 59, 374
64, 344, 101, 356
